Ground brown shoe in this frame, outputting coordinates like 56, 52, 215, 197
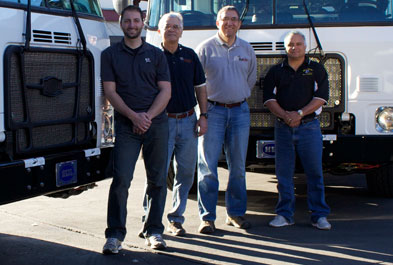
226, 216, 251, 229
198, 221, 215, 234
167, 221, 186, 236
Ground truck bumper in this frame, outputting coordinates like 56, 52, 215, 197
0, 146, 112, 205
247, 134, 393, 166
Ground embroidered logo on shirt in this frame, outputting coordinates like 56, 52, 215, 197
180, 57, 192, 63
302, 68, 313, 75
234, 56, 248, 62
145, 58, 151, 63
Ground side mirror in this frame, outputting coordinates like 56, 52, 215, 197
112, 0, 131, 15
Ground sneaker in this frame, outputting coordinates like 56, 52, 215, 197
198, 221, 215, 234
145, 234, 167, 250
312, 217, 331, 230
269, 215, 294, 228
167, 221, 186, 236
102, 238, 122, 255
226, 216, 251, 229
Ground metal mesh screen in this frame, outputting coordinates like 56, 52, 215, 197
5, 46, 94, 155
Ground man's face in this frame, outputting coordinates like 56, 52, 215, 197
120, 10, 143, 40
159, 17, 183, 43
216, 10, 241, 39
285, 34, 306, 59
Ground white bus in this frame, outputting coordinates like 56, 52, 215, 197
0, 0, 114, 204
143, 0, 393, 197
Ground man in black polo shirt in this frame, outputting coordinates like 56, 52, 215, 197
101, 5, 171, 253
157, 12, 208, 236
263, 31, 331, 230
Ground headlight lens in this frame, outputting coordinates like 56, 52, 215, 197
376, 107, 393, 132
101, 100, 115, 145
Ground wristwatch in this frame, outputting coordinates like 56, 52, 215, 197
200, 113, 208, 119
297, 109, 304, 117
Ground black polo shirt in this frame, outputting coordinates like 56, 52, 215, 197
263, 57, 329, 118
101, 39, 171, 121
162, 44, 206, 113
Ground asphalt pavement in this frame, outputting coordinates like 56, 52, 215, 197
1, 157, 393, 265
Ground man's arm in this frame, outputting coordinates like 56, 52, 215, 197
265, 100, 292, 125
195, 84, 208, 136
286, 98, 325, 127
146, 81, 171, 120
103, 81, 151, 133
247, 46, 257, 89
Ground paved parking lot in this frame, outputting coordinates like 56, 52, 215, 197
1, 158, 393, 265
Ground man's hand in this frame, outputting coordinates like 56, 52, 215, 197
131, 112, 152, 134
196, 117, 208, 136
286, 111, 301, 127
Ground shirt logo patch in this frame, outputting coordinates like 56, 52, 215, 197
302, 68, 313, 75
234, 56, 248, 62
145, 58, 151, 63
180, 57, 192, 63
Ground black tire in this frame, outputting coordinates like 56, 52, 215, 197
166, 159, 197, 194
366, 164, 393, 198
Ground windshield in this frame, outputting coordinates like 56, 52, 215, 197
0, 0, 103, 16
147, 0, 393, 28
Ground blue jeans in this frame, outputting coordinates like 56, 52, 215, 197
274, 119, 330, 223
198, 101, 250, 221
166, 113, 198, 224
105, 116, 168, 241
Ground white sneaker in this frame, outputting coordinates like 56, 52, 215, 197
312, 217, 331, 230
145, 234, 167, 250
103, 238, 122, 254
269, 215, 294, 227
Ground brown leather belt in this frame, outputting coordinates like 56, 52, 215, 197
208, 100, 245, 108
167, 108, 195, 119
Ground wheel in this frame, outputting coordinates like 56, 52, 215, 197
366, 164, 393, 197
166, 159, 197, 194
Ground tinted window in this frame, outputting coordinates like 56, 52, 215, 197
0, 0, 103, 16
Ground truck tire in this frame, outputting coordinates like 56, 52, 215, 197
167, 160, 197, 194
366, 164, 393, 198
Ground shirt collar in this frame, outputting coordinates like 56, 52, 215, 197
161, 43, 183, 54
281, 56, 310, 68
118, 38, 148, 54
214, 33, 239, 48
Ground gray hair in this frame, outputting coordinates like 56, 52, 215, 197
284, 30, 306, 47
158, 12, 183, 31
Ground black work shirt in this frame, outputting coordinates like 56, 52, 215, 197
263, 57, 329, 117
101, 39, 170, 121
162, 44, 206, 113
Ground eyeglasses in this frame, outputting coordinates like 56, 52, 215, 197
220, 17, 239, 22
164, 24, 181, 30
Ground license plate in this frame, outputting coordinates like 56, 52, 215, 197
256, 140, 275, 158
56, 160, 77, 187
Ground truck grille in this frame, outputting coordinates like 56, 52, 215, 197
249, 55, 344, 130
4, 46, 95, 156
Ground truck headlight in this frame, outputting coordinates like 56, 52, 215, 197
101, 101, 115, 145
375, 107, 393, 132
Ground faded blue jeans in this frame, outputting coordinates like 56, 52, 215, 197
166, 113, 198, 224
105, 116, 168, 241
198, 101, 250, 221
274, 118, 330, 223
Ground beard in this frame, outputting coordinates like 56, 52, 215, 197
122, 27, 143, 40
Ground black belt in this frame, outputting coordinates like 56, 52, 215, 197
208, 100, 245, 108
167, 108, 195, 119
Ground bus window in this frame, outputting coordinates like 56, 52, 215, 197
146, 0, 393, 28
0, 0, 102, 16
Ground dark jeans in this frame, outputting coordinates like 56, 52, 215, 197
105, 117, 169, 241
274, 119, 330, 223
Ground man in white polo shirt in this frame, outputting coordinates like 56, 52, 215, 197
195, 5, 257, 234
